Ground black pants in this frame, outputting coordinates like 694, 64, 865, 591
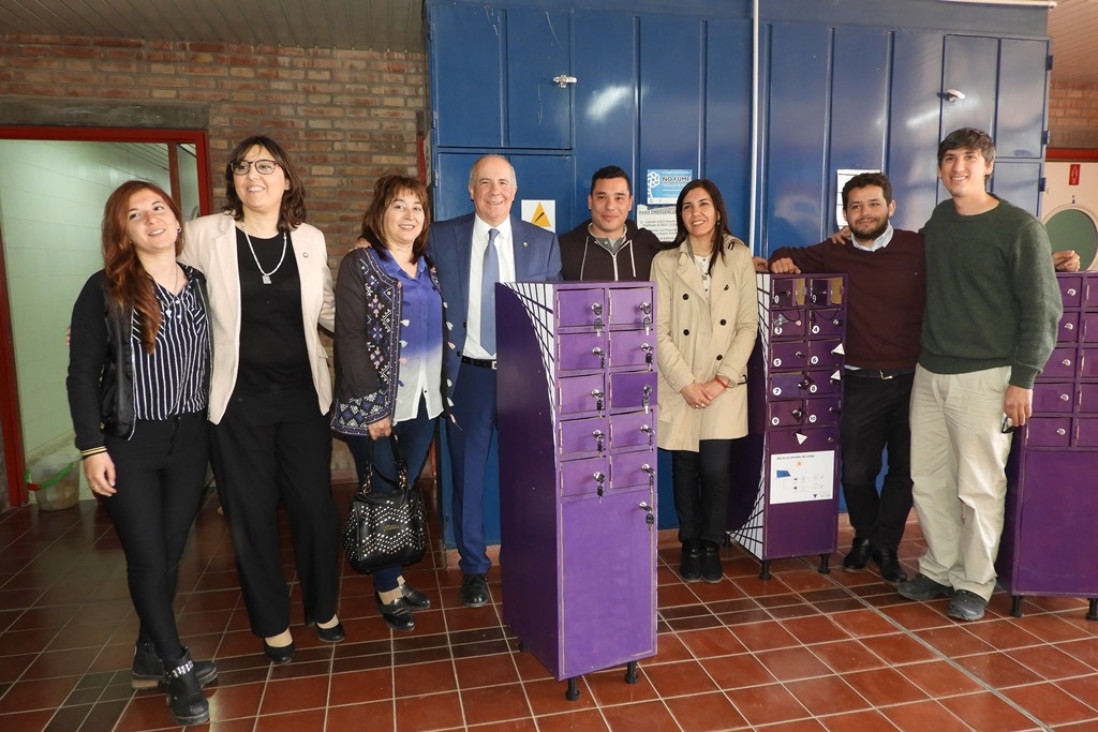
840, 372, 915, 550
670, 439, 734, 546
345, 401, 437, 593
210, 385, 339, 637
102, 412, 208, 662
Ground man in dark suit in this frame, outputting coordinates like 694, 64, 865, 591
428, 154, 562, 607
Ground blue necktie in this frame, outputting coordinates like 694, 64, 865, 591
481, 228, 500, 353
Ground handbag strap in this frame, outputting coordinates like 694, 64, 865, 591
357, 432, 411, 496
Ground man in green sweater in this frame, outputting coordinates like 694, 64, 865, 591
898, 128, 1062, 621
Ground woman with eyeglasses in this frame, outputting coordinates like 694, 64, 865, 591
181, 136, 342, 664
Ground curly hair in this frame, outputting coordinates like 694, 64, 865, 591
101, 180, 183, 353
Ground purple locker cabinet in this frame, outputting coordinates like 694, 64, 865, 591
496, 282, 658, 700
998, 273, 1098, 620
728, 274, 846, 579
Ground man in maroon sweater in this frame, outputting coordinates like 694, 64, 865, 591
768, 172, 924, 583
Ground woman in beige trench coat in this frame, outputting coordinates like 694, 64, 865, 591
653, 179, 758, 583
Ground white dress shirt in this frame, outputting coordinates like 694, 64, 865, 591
464, 215, 516, 359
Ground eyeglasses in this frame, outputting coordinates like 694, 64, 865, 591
230, 159, 280, 176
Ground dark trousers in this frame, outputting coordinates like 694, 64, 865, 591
840, 372, 915, 550
345, 402, 437, 593
209, 385, 339, 637
102, 411, 208, 662
670, 439, 734, 546
447, 363, 497, 576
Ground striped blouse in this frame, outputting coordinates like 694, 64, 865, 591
131, 278, 210, 420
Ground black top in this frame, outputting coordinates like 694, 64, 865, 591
235, 228, 311, 390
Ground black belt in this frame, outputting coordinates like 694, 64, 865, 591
845, 368, 914, 380
461, 355, 497, 370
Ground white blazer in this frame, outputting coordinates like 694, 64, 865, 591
181, 212, 336, 423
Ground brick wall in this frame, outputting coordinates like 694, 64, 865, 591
0, 34, 427, 247
1049, 82, 1098, 149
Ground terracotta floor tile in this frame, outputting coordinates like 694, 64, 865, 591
808, 639, 888, 674
677, 626, 748, 658
1013, 613, 1092, 643
1058, 638, 1098, 670
878, 700, 970, 732
842, 667, 929, 706
962, 618, 1042, 651
459, 682, 532, 725
898, 659, 985, 697
939, 691, 1046, 731
0, 675, 79, 713
207, 682, 264, 721
259, 675, 330, 715
915, 625, 995, 657
727, 619, 800, 652
324, 699, 393, 731
755, 646, 832, 681
454, 653, 520, 689
583, 668, 658, 707
664, 690, 748, 731
830, 607, 904, 637
641, 658, 718, 697
725, 682, 811, 726
392, 658, 457, 698
877, 602, 953, 631
255, 708, 327, 731
658, 582, 705, 608
534, 709, 610, 731
784, 675, 871, 717
523, 678, 597, 717
780, 614, 851, 645
1006, 644, 1096, 680
646, 633, 693, 664
1056, 675, 1098, 710
702, 652, 777, 689
954, 651, 1044, 688
393, 690, 464, 731
859, 633, 939, 665
600, 699, 678, 731
1003, 681, 1098, 726
814, 709, 900, 732
466, 719, 538, 731
328, 668, 393, 705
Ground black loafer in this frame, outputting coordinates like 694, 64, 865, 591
700, 542, 723, 583
460, 574, 489, 608
400, 583, 431, 609
376, 593, 415, 631
262, 639, 295, 665
872, 547, 908, 584
305, 616, 346, 643
680, 544, 702, 582
842, 537, 872, 571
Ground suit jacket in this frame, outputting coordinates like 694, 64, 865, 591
427, 212, 561, 393
181, 212, 336, 423
653, 235, 758, 450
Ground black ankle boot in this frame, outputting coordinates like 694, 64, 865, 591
700, 541, 723, 583
680, 543, 702, 582
133, 642, 218, 690
164, 649, 210, 726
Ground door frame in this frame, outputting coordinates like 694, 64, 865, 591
0, 126, 212, 507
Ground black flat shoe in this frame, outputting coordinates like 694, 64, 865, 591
679, 543, 702, 582
262, 638, 295, 665
842, 537, 872, 571
872, 547, 908, 584
304, 617, 346, 643
376, 593, 415, 631
400, 583, 431, 609
700, 541, 723, 583
460, 574, 489, 608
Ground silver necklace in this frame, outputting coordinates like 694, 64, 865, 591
243, 229, 287, 285
160, 264, 182, 317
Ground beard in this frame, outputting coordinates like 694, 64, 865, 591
851, 218, 889, 242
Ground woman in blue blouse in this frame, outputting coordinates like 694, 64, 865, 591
332, 175, 445, 631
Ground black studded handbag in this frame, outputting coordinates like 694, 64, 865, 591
342, 433, 426, 574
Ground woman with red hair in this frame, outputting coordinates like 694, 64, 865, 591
67, 180, 215, 725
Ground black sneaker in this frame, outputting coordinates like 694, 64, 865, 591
947, 590, 987, 621
898, 574, 954, 601
132, 642, 218, 690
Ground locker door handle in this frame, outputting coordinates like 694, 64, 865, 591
553, 74, 577, 88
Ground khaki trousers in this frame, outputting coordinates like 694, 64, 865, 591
909, 365, 1013, 600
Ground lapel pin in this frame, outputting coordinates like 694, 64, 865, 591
523, 241, 529, 248
302, 251, 309, 258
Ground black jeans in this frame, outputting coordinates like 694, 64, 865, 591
670, 439, 734, 546
102, 411, 208, 662
840, 371, 915, 550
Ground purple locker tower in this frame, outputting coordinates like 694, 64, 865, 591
998, 272, 1098, 620
496, 282, 658, 699
729, 274, 846, 579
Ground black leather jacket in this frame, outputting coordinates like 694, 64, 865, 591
66, 266, 210, 452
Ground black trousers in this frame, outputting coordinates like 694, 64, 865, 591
840, 372, 915, 550
670, 439, 734, 546
102, 411, 208, 662
210, 385, 339, 637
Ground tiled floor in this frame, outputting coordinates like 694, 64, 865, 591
1, 474, 1097, 732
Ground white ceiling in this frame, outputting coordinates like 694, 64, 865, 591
0, 0, 1094, 86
